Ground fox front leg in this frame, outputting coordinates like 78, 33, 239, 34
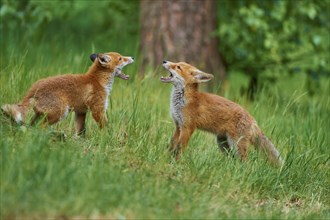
174, 126, 195, 160
169, 124, 180, 152
90, 106, 108, 129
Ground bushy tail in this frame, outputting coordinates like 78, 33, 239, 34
1, 91, 38, 125
1, 103, 26, 125
252, 125, 284, 167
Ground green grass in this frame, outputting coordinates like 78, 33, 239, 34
1, 42, 329, 219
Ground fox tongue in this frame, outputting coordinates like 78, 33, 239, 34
160, 76, 172, 82
116, 71, 129, 80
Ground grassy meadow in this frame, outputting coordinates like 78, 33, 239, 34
1, 37, 330, 219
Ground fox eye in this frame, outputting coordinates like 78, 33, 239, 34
177, 66, 181, 70
119, 57, 122, 61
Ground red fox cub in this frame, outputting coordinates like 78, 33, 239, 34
161, 60, 283, 166
1, 52, 134, 135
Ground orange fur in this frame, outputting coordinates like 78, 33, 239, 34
161, 61, 283, 166
1, 52, 134, 135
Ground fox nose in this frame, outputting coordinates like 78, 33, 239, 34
131, 57, 134, 60
163, 60, 167, 64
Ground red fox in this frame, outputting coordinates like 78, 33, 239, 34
1, 52, 134, 135
161, 60, 283, 166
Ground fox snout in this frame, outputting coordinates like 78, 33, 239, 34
127, 57, 134, 64
162, 60, 169, 66
162, 60, 172, 71
118, 56, 134, 68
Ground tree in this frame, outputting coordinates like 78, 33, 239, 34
139, 0, 226, 88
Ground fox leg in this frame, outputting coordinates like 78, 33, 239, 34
174, 126, 195, 160
30, 113, 41, 125
34, 107, 66, 125
232, 136, 249, 161
217, 135, 231, 154
31, 96, 68, 125
45, 112, 63, 125
169, 124, 180, 152
90, 106, 107, 129
75, 112, 86, 135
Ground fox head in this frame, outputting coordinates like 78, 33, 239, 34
90, 52, 134, 80
161, 61, 214, 86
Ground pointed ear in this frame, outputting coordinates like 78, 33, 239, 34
97, 54, 111, 66
193, 70, 214, 83
90, 53, 97, 62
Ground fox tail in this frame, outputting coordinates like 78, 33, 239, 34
1, 104, 25, 125
251, 124, 284, 167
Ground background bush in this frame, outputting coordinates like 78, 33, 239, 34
217, 0, 329, 98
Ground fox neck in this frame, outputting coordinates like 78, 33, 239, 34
104, 72, 116, 94
170, 82, 198, 126
87, 63, 116, 91
87, 63, 116, 111
103, 72, 116, 111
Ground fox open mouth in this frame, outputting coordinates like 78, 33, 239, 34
160, 72, 173, 83
115, 58, 134, 80
116, 70, 129, 80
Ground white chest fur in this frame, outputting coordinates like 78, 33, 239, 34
170, 86, 185, 126
104, 73, 116, 111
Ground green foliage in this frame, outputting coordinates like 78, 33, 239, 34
0, 0, 139, 46
217, 0, 330, 96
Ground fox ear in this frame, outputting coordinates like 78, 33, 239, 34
90, 53, 98, 62
97, 54, 111, 66
193, 70, 214, 83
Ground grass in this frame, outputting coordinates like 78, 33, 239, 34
0, 39, 329, 219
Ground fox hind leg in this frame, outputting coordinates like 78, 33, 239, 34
217, 135, 230, 154
75, 112, 86, 136
33, 98, 68, 125
217, 134, 241, 158
231, 136, 249, 161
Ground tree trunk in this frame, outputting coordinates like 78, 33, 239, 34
139, 0, 226, 87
